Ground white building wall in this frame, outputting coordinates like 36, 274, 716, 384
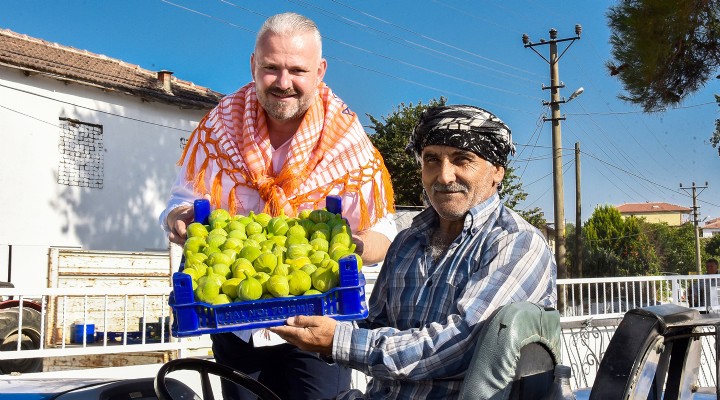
0, 67, 211, 288
702, 228, 719, 238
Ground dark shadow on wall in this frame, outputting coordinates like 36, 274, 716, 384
49, 104, 194, 252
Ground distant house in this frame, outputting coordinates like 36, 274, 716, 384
0, 28, 224, 287
703, 217, 720, 238
615, 202, 691, 226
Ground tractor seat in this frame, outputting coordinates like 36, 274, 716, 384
459, 302, 562, 400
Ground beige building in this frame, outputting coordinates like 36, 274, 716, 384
615, 202, 691, 226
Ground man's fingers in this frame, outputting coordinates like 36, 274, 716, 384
168, 230, 187, 246
286, 315, 322, 327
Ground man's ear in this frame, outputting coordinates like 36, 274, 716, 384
493, 166, 505, 186
317, 58, 327, 85
250, 53, 256, 81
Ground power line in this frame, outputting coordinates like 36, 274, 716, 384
0, 103, 60, 128
581, 150, 720, 209
563, 115, 661, 200
327, 56, 532, 113
566, 101, 715, 115
322, 0, 543, 81
0, 83, 194, 132
166, 0, 542, 101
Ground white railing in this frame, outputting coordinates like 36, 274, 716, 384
558, 274, 720, 319
556, 273, 720, 389
2, 273, 719, 389
0, 286, 211, 362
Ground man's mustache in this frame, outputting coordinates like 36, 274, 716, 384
432, 183, 468, 193
269, 88, 298, 97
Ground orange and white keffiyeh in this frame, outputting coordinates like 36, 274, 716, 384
177, 82, 395, 231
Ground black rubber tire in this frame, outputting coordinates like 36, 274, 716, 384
0, 307, 44, 374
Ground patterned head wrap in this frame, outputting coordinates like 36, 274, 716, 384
406, 105, 516, 167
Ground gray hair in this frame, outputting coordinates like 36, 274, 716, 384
256, 13, 322, 57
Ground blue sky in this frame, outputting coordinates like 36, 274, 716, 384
2, 0, 719, 224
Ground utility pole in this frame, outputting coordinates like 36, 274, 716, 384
523, 26, 582, 279
575, 142, 582, 278
680, 181, 709, 273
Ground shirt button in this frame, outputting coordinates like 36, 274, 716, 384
426, 279, 433, 287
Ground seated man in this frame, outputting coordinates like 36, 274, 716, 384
271, 105, 556, 399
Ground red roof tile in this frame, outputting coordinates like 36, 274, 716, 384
0, 28, 223, 109
616, 202, 691, 214
705, 218, 720, 229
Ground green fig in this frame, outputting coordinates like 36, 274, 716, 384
181, 268, 200, 281
239, 246, 262, 263
225, 220, 245, 233
286, 224, 307, 239
220, 237, 243, 251
237, 275, 263, 301
309, 209, 333, 223
221, 277, 243, 297
211, 294, 232, 305
300, 263, 318, 276
311, 266, 339, 293
253, 252, 278, 274
330, 232, 352, 248
245, 221, 264, 236
267, 216, 290, 236
286, 235, 309, 246
183, 236, 207, 255
206, 234, 226, 249
253, 272, 271, 293
253, 212, 272, 228
227, 229, 248, 240
286, 243, 312, 259
308, 251, 328, 265
288, 270, 312, 295
267, 275, 290, 297
231, 258, 256, 278
211, 263, 232, 279
187, 222, 209, 239
310, 238, 329, 253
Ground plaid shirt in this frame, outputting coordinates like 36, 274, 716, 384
333, 193, 556, 399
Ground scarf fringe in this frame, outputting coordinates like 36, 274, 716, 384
211, 171, 224, 211
177, 83, 396, 232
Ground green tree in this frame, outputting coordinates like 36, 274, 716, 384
583, 205, 659, 277
367, 98, 446, 206
706, 233, 720, 258
368, 99, 546, 228
499, 165, 546, 228
644, 221, 700, 274
607, 0, 720, 152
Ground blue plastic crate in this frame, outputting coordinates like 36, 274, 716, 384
169, 256, 367, 337
71, 323, 95, 344
169, 195, 366, 337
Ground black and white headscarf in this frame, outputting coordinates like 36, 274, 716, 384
406, 105, 515, 167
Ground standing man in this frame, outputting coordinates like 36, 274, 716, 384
160, 12, 397, 400
688, 258, 719, 308
707, 258, 719, 275
271, 105, 556, 399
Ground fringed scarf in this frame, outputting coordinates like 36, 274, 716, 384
177, 82, 395, 231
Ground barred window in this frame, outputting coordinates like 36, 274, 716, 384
58, 118, 104, 188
